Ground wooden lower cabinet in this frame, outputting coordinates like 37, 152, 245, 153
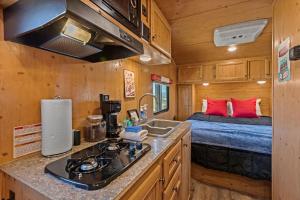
163, 141, 181, 187
1, 173, 48, 200
123, 131, 191, 200
125, 163, 162, 200
181, 131, 191, 200
1, 131, 191, 200
163, 164, 181, 200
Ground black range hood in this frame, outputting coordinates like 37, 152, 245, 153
4, 0, 144, 63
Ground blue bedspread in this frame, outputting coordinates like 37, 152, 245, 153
188, 119, 272, 155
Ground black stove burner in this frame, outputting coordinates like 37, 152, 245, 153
45, 140, 151, 190
65, 156, 111, 175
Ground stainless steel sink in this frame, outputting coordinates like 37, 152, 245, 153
146, 119, 181, 128
140, 119, 182, 137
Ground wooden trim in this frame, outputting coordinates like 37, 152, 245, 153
177, 56, 271, 68
191, 163, 271, 200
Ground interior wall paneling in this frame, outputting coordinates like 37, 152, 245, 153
155, 0, 273, 64
194, 81, 272, 116
273, 0, 300, 199
0, 8, 177, 164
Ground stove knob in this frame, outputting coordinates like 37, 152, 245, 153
136, 142, 143, 150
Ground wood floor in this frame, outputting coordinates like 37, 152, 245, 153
191, 179, 261, 200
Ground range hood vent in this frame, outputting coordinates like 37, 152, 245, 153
214, 19, 268, 47
4, 0, 143, 63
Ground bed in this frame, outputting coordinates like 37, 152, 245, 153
188, 112, 272, 180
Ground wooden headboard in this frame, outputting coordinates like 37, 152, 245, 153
194, 81, 272, 116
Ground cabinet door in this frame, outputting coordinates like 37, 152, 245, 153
202, 64, 216, 82
128, 164, 162, 200
178, 66, 202, 83
248, 59, 271, 80
177, 85, 193, 121
181, 131, 191, 200
163, 141, 181, 188
216, 61, 248, 81
163, 164, 181, 200
151, 0, 172, 57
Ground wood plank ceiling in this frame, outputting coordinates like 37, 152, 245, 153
156, 0, 273, 65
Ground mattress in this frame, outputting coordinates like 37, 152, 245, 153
188, 112, 272, 180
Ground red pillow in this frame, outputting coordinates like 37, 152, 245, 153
231, 98, 258, 118
205, 98, 228, 117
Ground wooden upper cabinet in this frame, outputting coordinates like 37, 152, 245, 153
178, 66, 202, 83
248, 58, 271, 80
215, 60, 248, 81
151, 0, 172, 57
202, 64, 216, 82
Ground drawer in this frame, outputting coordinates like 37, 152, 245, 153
163, 164, 181, 200
163, 140, 181, 187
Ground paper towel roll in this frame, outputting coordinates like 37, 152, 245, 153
41, 99, 73, 156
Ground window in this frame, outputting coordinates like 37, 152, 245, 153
153, 82, 169, 114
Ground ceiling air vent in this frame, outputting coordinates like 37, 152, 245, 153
214, 19, 268, 47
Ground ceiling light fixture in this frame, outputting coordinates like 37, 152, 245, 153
257, 80, 267, 85
202, 82, 209, 87
228, 45, 237, 52
140, 54, 152, 62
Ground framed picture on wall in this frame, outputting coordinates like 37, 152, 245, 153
124, 69, 136, 98
127, 109, 140, 122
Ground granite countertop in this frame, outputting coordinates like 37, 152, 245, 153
0, 122, 191, 200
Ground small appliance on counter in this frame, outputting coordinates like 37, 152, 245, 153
84, 115, 106, 142
41, 98, 73, 156
100, 94, 122, 139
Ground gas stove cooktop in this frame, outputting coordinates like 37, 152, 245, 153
45, 140, 151, 190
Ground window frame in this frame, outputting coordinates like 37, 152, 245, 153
152, 82, 170, 115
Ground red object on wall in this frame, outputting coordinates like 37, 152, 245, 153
151, 74, 173, 84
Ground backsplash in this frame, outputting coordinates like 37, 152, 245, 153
0, 9, 177, 164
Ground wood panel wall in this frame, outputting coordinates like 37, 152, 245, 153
194, 81, 272, 116
273, 0, 300, 199
0, 9, 177, 164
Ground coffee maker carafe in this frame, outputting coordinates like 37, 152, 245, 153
100, 94, 121, 138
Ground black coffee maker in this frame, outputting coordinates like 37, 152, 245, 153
100, 94, 121, 138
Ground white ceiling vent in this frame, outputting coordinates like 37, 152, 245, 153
214, 19, 268, 47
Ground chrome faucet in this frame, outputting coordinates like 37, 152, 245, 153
138, 93, 158, 121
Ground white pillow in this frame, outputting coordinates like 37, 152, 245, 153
256, 99, 262, 116
202, 99, 208, 112
202, 99, 232, 116
228, 99, 262, 116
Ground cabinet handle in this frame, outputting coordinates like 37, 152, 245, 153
183, 144, 188, 147
173, 186, 179, 192
152, 34, 157, 41
173, 158, 178, 163
159, 178, 165, 184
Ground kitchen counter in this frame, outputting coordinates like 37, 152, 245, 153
0, 121, 191, 200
